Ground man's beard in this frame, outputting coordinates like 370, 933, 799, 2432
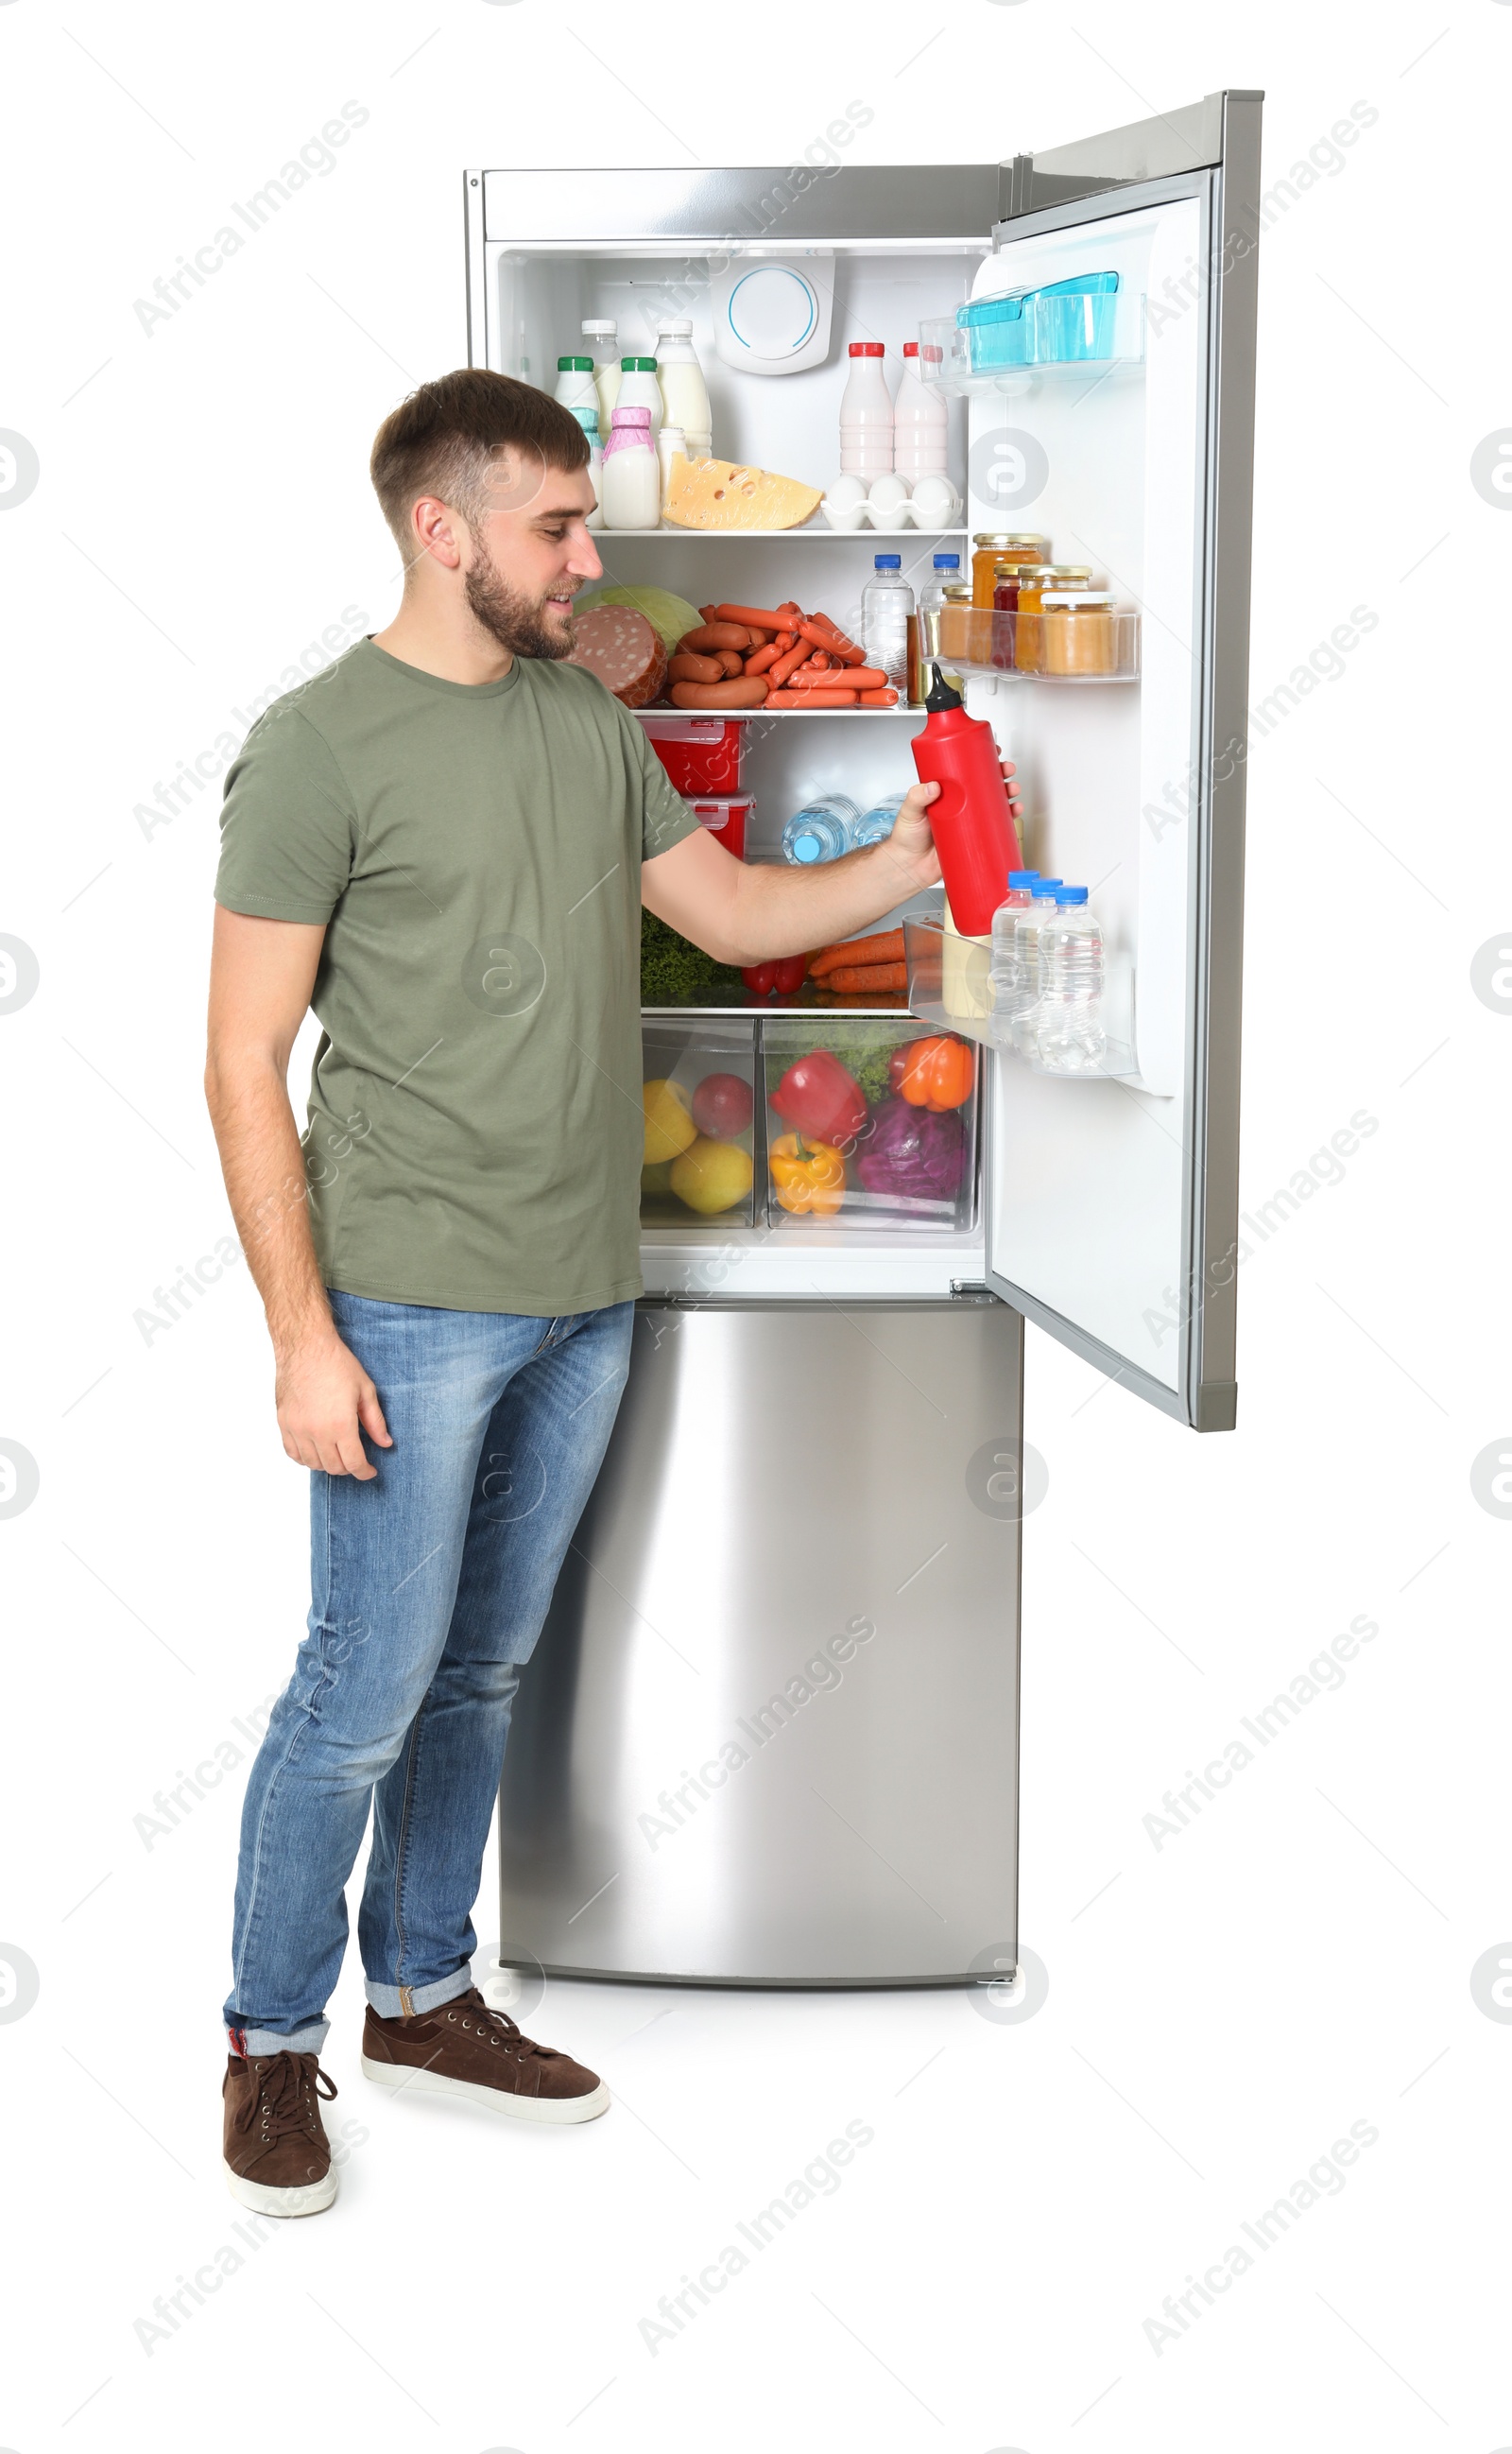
463, 538, 576, 660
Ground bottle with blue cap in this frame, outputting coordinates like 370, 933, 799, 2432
861, 551, 913, 693
992, 874, 1062, 1027
1034, 885, 1107, 1071
911, 552, 963, 702
988, 868, 1040, 1028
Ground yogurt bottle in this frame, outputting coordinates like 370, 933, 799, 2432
616, 356, 662, 441
601, 404, 661, 530
581, 320, 620, 427
555, 354, 599, 418
653, 319, 713, 461
579, 407, 604, 530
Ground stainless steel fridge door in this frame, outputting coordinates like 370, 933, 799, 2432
980, 94, 1263, 1432
496, 1299, 1022, 1986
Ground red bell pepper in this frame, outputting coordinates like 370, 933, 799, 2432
742, 955, 809, 998
770, 1047, 868, 1147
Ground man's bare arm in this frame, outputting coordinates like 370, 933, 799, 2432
642, 765, 1020, 964
205, 906, 391, 1479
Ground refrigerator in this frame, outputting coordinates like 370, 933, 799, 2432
463, 91, 1261, 1991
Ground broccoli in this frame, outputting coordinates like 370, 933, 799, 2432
640, 910, 747, 1009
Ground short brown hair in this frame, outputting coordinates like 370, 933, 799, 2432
369, 369, 589, 551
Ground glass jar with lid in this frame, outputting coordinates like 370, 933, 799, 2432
1039, 590, 1118, 677
935, 580, 976, 683
971, 531, 1049, 609
1012, 563, 1094, 672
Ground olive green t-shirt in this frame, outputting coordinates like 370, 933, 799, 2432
215, 638, 698, 1316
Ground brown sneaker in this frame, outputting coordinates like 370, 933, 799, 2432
222, 2051, 338, 2216
362, 1986, 609, 2125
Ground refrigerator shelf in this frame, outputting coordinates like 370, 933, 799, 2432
917, 290, 1146, 397
611, 525, 970, 540
902, 917, 1138, 1079
633, 706, 924, 722
930, 605, 1141, 683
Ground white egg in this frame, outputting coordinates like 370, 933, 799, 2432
822, 474, 869, 526
908, 474, 960, 528
866, 474, 913, 528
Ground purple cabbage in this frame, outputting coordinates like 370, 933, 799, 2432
854, 1098, 967, 1202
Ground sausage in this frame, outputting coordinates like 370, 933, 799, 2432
797, 616, 865, 664
858, 688, 899, 706
668, 651, 725, 683
789, 665, 888, 692
779, 687, 858, 707
678, 621, 752, 654
744, 643, 782, 676
714, 648, 746, 677
768, 641, 813, 686
668, 679, 770, 710
711, 603, 795, 631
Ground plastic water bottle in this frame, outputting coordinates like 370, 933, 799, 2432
782, 794, 861, 865
910, 552, 962, 702
862, 555, 913, 691
988, 870, 1040, 1028
1001, 878, 1063, 1025
1034, 886, 1106, 1071
851, 790, 907, 849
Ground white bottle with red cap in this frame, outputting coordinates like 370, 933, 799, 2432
839, 341, 894, 476
892, 339, 949, 479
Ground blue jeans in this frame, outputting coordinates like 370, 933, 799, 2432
224, 1293, 633, 2053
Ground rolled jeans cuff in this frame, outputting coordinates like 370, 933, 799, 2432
229, 2017, 330, 2057
364, 1967, 475, 2020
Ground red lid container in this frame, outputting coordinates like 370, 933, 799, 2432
684, 795, 752, 860
642, 717, 746, 796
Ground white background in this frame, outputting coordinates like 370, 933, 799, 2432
1, 2, 1506, 2446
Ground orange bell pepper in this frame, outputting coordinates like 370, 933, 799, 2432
769, 1132, 847, 1217
891, 1034, 975, 1112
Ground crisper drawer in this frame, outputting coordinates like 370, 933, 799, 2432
640, 1017, 760, 1230
762, 1016, 979, 1233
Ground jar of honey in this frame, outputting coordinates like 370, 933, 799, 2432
935, 580, 976, 682
971, 531, 1048, 609
1039, 590, 1118, 677
1011, 563, 1093, 672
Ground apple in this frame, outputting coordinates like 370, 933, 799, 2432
691, 1072, 753, 1138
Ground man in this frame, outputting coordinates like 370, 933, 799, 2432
207, 369, 1019, 2216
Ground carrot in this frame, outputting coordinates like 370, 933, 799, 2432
810, 929, 905, 977
712, 603, 795, 631
859, 688, 900, 706
744, 642, 782, 676
768, 640, 812, 686
822, 961, 908, 994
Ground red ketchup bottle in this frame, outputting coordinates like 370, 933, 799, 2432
909, 665, 1023, 935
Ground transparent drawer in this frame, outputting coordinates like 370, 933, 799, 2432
641, 1019, 760, 1228
931, 602, 1141, 683
762, 1016, 979, 1232
918, 285, 1145, 395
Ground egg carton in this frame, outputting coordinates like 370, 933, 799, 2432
819, 473, 962, 532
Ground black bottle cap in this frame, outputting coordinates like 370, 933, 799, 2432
924, 661, 962, 712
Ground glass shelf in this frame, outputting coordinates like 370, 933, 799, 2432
930, 604, 1140, 683
610, 524, 968, 540
633, 705, 924, 722
902, 916, 1136, 1078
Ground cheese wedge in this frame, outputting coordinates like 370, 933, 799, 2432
662, 454, 822, 532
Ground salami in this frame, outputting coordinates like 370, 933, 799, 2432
567, 605, 667, 707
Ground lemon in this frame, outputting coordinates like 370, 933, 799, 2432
643, 1078, 697, 1165
670, 1136, 754, 1217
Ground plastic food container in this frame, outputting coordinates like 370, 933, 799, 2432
641, 1020, 759, 1230
1030, 272, 1120, 363
643, 717, 745, 796
762, 1017, 979, 1233
956, 288, 1032, 370
685, 795, 752, 860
